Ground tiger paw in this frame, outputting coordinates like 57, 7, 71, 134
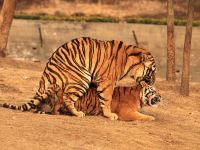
148, 116, 155, 121
140, 81, 148, 88
105, 113, 118, 120
74, 111, 85, 118
141, 116, 155, 121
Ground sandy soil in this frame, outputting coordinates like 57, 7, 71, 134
0, 58, 200, 150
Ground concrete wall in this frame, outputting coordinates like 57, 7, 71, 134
7, 19, 200, 82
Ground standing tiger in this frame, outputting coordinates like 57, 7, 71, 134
0, 37, 156, 120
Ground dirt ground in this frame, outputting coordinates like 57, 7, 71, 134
0, 58, 199, 150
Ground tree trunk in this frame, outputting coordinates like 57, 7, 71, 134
180, 0, 194, 96
166, 0, 176, 81
0, 0, 16, 57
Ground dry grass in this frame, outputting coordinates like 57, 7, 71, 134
12, 0, 200, 20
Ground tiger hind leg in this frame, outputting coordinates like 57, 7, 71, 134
19, 85, 56, 112
63, 92, 85, 117
34, 85, 63, 114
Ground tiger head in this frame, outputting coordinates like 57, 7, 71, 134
140, 84, 161, 107
119, 47, 156, 86
141, 59, 156, 85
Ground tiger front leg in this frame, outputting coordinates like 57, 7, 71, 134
127, 112, 155, 121
118, 109, 155, 121
63, 93, 85, 117
97, 82, 118, 120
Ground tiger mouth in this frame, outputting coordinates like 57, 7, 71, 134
143, 76, 154, 85
147, 95, 161, 106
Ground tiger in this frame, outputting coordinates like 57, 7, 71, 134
34, 83, 161, 121
0, 37, 156, 120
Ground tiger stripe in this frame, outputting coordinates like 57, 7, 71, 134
49, 84, 161, 117
0, 37, 156, 120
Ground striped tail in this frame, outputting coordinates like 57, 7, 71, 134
0, 99, 39, 111
0, 87, 57, 113
0, 103, 22, 110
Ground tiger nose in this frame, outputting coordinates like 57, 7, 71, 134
151, 96, 161, 105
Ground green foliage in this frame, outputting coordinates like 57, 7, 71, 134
85, 15, 119, 23
14, 13, 119, 23
124, 16, 200, 27
14, 13, 200, 26
14, 14, 40, 20
124, 17, 167, 25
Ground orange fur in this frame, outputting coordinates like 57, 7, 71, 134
52, 85, 157, 121
1, 37, 156, 121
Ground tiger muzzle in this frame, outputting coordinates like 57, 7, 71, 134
148, 95, 161, 106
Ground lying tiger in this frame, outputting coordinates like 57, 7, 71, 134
0, 37, 156, 120
34, 83, 161, 121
